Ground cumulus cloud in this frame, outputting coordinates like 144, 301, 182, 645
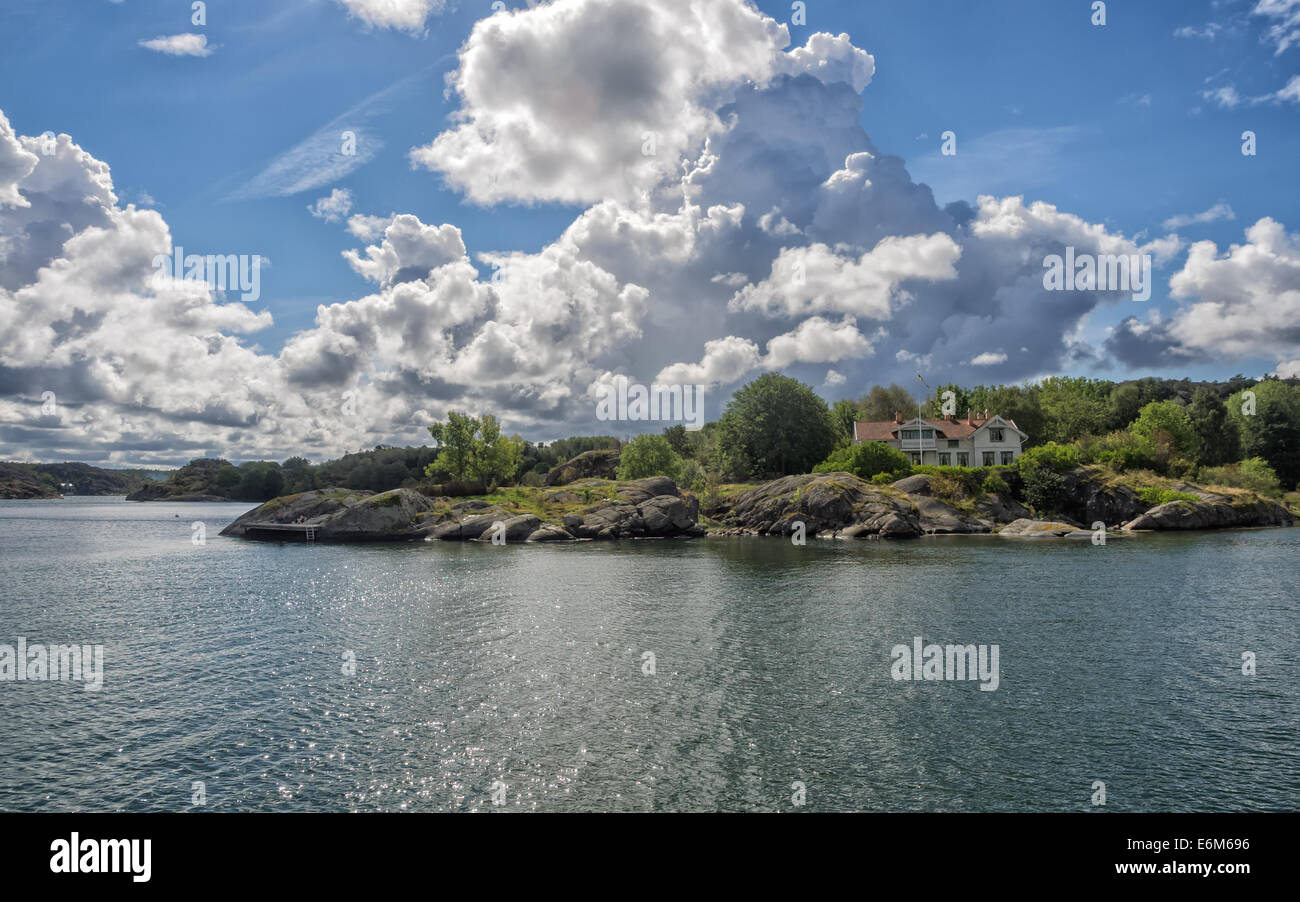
341, 214, 466, 285
307, 188, 354, 223
777, 32, 875, 94
138, 34, 213, 57
728, 234, 961, 319
1107, 218, 1300, 367
3, 1, 1290, 463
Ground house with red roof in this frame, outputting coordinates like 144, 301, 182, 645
853, 409, 1027, 467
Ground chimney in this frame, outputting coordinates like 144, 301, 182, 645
966, 408, 974, 426
947, 413, 956, 422
983, 408, 989, 420
893, 411, 902, 424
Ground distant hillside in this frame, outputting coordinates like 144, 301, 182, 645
0, 461, 156, 499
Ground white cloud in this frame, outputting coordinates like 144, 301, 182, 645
411, 0, 794, 206
729, 234, 961, 319
341, 214, 466, 286
1174, 23, 1222, 39
138, 34, 213, 57
777, 32, 875, 94
307, 188, 354, 223
1253, 0, 1300, 55
970, 351, 1007, 366
824, 369, 845, 386
335, 0, 446, 32
655, 336, 761, 387
1165, 218, 1300, 358
1162, 201, 1235, 230
761, 315, 874, 369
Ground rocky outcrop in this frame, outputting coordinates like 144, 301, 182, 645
222, 477, 701, 543
1122, 494, 1293, 531
126, 483, 228, 502
220, 488, 437, 541
564, 477, 702, 539
998, 518, 1094, 538
712, 472, 922, 538
1058, 468, 1149, 526
911, 495, 992, 534
545, 449, 620, 486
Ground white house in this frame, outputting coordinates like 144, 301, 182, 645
853, 409, 1027, 467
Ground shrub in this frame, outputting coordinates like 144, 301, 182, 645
678, 458, 707, 493
1137, 487, 1200, 507
982, 473, 1010, 495
1020, 464, 1066, 513
1016, 441, 1080, 474
616, 434, 683, 481
813, 441, 912, 481
1198, 457, 1282, 495
1092, 430, 1156, 471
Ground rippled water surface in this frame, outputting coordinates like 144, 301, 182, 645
1, 496, 1297, 811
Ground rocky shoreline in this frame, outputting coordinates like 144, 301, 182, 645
218, 468, 1294, 543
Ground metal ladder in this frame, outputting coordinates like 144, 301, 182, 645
304, 526, 316, 543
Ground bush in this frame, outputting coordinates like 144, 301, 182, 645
678, 458, 707, 493
982, 473, 1010, 495
1091, 430, 1156, 471
1198, 457, 1282, 495
616, 434, 684, 481
1137, 487, 1200, 507
1020, 464, 1066, 513
813, 442, 912, 481
1016, 441, 1080, 474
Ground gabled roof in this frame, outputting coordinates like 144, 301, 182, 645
853, 414, 1026, 442
854, 417, 988, 441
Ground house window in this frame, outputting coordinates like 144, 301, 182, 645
910, 453, 921, 464
902, 429, 918, 440
957, 452, 969, 466
921, 430, 934, 439
1001, 451, 1014, 465
947, 439, 959, 448
939, 453, 951, 466
989, 428, 1004, 442
982, 452, 995, 466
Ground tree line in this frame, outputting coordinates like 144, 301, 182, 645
141, 371, 1300, 503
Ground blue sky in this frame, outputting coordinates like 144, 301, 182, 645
1, 0, 1298, 464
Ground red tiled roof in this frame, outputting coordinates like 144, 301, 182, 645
854, 418, 990, 441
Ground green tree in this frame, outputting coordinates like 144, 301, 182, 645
830, 399, 862, 443
813, 441, 911, 480
717, 374, 838, 479
1187, 388, 1239, 466
926, 382, 973, 418
616, 434, 684, 480
1107, 382, 1144, 430
858, 383, 917, 421
662, 424, 691, 458
1131, 400, 1196, 464
1228, 381, 1300, 489
425, 411, 524, 489
1037, 376, 1112, 444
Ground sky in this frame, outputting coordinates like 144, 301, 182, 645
1, 0, 1298, 466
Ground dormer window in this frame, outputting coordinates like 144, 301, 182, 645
989, 428, 1004, 442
